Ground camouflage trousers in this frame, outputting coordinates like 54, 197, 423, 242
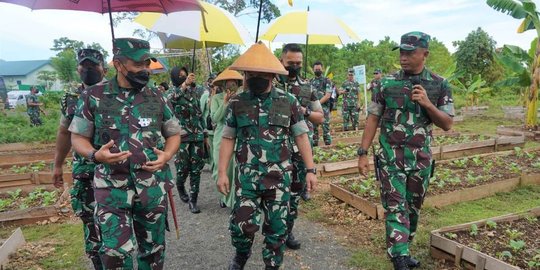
287, 153, 306, 229
379, 166, 431, 258
342, 107, 359, 131
70, 176, 101, 262
28, 111, 42, 126
230, 183, 291, 267
94, 186, 169, 269
176, 141, 205, 195
313, 105, 332, 145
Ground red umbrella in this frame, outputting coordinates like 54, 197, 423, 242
0, 0, 203, 43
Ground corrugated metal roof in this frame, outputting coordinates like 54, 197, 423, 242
0, 60, 51, 76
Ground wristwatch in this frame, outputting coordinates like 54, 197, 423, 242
357, 147, 368, 157
305, 168, 317, 175
304, 107, 312, 117
87, 150, 100, 164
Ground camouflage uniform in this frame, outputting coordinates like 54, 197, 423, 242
368, 78, 382, 93
275, 76, 321, 237
310, 76, 332, 145
26, 93, 42, 126
70, 70, 181, 269
222, 87, 309, 268
341, 80, 361, 131
369, 67, 454, 258
60, 85, 100, 264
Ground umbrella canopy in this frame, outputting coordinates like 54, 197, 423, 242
157, 32, 229, 50
135, 1, 252, 46
260, 10, 360, 44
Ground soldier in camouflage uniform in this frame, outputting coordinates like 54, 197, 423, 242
275, 44, 323, 250
217, 42, 318, 270
69, 38, 182, 270
169, 66, 208, 213
310, 61, 333, 146
357, 32, 454, 270
368, 68, 383, 92
26, 86, 43, 126
338, 69, 361, 131
52, 48, 107, 270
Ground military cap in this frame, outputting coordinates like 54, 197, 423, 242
374, 68, 382, 74
113, 38, 156, 62
347, 68, 354, 74
213, 68, 243, 86
207, 73, 218, 82
393, 31, 431, 51
229, 41, 288, 75
77, 48, 104, 65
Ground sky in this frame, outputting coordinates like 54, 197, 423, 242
0, 0, 538, 62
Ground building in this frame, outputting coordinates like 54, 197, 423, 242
0, 59, 61, 90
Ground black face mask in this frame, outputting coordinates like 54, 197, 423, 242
286, 66, 301, 78
124, 69, 150, 90
81, 68, 102, 86
178, 76, 187, 86
247, 77, 270, 95
314, 70, 322, 77
190, 82, 196, 88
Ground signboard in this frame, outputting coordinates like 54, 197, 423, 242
353, 65, 366, 84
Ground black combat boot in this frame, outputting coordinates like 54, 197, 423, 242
89, 255, 103, 270
228, 251, 250, 270
285, 231, 301, 250
188, 192, 201, 214
391, 256, 410, 270
407, 256, 420, 268
177, 184, 189, 203
265, 266, 279, 270
300, 190, 311, 201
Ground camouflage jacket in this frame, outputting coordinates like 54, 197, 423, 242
60, 84, 96, 179
222, 87, 309, 190
368, 78, 381, 92
368, 68, 454, 171
310, 76, 332, 105
341, 80, 361, 109
169, 84, 206, 142
26, 93, 39, 113
69, 77, 182, 204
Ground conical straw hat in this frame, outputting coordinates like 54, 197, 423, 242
213, 68, 243, 86
229, 42, 288, 75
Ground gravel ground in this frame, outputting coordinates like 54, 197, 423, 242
87, 166, 356, 270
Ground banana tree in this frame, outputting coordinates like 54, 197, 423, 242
495, 43, 535, 105
487, 0, 540, 129
453, 74, 488, 110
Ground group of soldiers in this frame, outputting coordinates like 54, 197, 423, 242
49, 30, 454, 270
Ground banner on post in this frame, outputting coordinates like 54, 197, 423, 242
353, 65, 366, 84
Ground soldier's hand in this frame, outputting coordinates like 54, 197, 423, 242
186, 73, 196, 85
95, 140, 131, 164
411, 84, 430, 107
142, 148, 170, 172
358, 155, 369, 177
217, 174, 230, 195
306, 172, 317, 192
52, 165, 64, 188
300, 106, 307, 115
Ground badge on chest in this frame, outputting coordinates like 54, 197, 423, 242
138, 118, 152, 127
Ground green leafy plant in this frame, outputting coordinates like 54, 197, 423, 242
470, 224, 479, 236
445, 232, 457, 239
508, 240, 526, 253
505, 229, 524, 240
486, 220, 497, 230
497, 250, 513, 260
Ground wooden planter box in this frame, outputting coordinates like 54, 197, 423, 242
0, 227, 26, 268
330, 173, 540, 220
430, 207, 540, 270
497, 125, 540, 141
0, 151, 55, 166
0, 172, 72, 189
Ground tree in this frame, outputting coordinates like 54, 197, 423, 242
487, 0, 540, 129
37, 70, 57, 91
210, 0, 280, 22
426, 37, 455, 75
51, 37, 109, 60
50, 49, 78, 86
453, 27, 501, 85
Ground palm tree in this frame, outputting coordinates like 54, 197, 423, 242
487, 0, 540, 129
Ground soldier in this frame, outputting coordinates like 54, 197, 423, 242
310, 61, 333, 146
274, 44, 323, 249
338, 69, 361, 131
357, 32, 454, 270
26, 86, 43, 126
52, 48, 107, 270
169, 66, 208, 213
201, 73, 216, 167
69, 38, 182, 269
217, 42, 318, 270
368, 68, 383, 92
211, 68, 243, 208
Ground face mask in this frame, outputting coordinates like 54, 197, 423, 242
247, 77, 270, 95
125, 69, 150, 90
190, 82, 196, 88
314, 70, 322, 77
286, 66, 301, 78
81, 68, 102, 86
178, 76, 187, 86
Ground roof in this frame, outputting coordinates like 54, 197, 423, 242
0, 60, 51, 76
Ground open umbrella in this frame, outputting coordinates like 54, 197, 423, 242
0, 0, 203, 43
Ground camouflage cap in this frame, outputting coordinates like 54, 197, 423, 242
347, 68, 354, 74
113, 38, 156, 62
392, 31, 431, 51
77, 48, 104, 65
374, 68, 382, 74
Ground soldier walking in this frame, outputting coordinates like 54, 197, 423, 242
368, 68, 383, 92
339, 69, 361, 131
275, 44, 323, 249
357, 32, 454, 270
310, 61, 333, 146
26, 86, 43, 126
217, 42, 318, 270
69, 38, 181, 269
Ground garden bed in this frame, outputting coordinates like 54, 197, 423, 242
497, 125, 540, 141
329, 148, 540, 219
430, 207, 540, 269
0, 161, 72, 189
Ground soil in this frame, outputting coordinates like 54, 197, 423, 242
0, 187, 60, 212
4, 240, 60, 270
449, 216, 540, 269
